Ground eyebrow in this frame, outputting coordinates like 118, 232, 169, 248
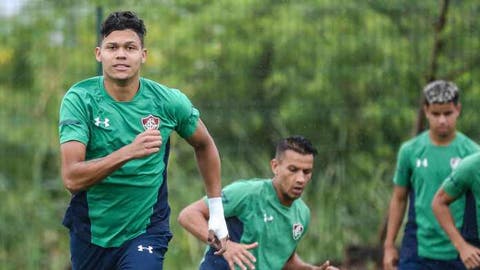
103, 40, 140, 46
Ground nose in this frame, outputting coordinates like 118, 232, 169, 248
295, 172, 309, 184
438, 114, 448, 124
115, 47, 127, 58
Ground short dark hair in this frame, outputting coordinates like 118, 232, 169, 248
100, 11, 147, 46
275, 135, 318, 159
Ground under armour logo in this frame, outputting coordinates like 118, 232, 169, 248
94, 117, 110, 127
263, 213, 274, 222
138, 245, 153, 253
416, 158, 428, 168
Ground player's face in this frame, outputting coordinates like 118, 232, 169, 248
95, 29, 146, 83
271, 150, 314, 206
424, 102, 461, 142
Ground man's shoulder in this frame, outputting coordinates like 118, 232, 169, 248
140, 78, 184, 98
293, 198, 310, 212
455, 131, 480, 148
65, 76, 102, 97
226, 178, 270, 191
70, 76, 101, 90
398, 131, 429, 152
459, 151, 480, 169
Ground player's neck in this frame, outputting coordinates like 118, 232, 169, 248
429, 130, 456, 146
271, 179, 294, 207
103, 77, 140, 102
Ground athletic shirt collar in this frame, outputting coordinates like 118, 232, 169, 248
97, 76, 145, 103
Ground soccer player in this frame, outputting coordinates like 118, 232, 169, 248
383, 80, 479, 270
178, 135, 339, 270
58, 11, 228, 270
433, 152, 480, 269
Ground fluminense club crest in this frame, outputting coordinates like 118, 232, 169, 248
450, 157, 461, 169
292, 223, 304, 240
141, 115, 160, 130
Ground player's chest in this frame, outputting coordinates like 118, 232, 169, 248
410, 150, 462, 184
87, 102, 173, 150
241, 203, 306, 242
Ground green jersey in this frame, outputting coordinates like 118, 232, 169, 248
201, 179, 310, 270
443, 152, 480, 242
394, 131, 479, 259
59, 76, 199, 247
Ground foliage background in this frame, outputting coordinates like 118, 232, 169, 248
1, 0, 480, 269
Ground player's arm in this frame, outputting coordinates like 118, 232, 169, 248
186, 119, 229, 253
61, 129, 162, 193
186, 119, 222, 198
432, 188, 480, 268
283, 252, 339, 270
383, 185, 408, 270
178, 199, 211, 243
178, 199, 258, 269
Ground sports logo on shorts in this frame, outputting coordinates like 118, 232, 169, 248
141, 115, 160, 130
292, 223, 304, 240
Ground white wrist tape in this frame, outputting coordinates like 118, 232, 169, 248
207, 197, 229, 239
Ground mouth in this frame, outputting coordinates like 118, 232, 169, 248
112, 64, 130, 71
292, 187, 304, 196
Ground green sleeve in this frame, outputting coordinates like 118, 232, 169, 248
204, 180, 256, 217
171, 89, 200, 139
393, 143, 411, 187
221, 181, 255, 217
442, 159, 474, 199
58, 88, 90, 145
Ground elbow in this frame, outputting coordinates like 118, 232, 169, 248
63, 178, 81, 194
177, 208, 188, 228
431, 193, 446, 218
431, 196, 440, 214
62, 172, 84, 194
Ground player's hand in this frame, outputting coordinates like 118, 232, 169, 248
222, 241, 258, 270
316, 260, 340, 270
127, 129, 162, 158
458, 242, 480, 269
207, 229, 229, 255
207, 199, 229, 255
383, 245, 399, 270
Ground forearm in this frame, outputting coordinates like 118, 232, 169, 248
178, 202, 210, 243
283, 253, 318, 270
62, 146, 132, 193
433, 199, 466, 250
384, 195, 407, 248
194, 138, 222, 198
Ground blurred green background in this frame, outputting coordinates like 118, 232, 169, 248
1, 0, 480, 269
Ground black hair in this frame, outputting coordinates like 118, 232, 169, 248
100, 11, 146, 46
275, 135, 318, 158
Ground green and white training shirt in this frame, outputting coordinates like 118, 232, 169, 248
59, 76, 199, 247
394, 131, 479, 259
201, 179, 310, 269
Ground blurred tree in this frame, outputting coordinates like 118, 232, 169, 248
1, 0, 480, 269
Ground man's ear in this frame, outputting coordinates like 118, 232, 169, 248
456, 102, 462, 116
95, 47, 101, 62
423, 104, 429, 118
141, 48, 147, 64
270, 158, 278, 175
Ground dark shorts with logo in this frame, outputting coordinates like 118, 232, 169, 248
69, 231, 172, 270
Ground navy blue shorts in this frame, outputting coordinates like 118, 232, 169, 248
399, 256, 466, 270
399, 239, 465, 270
199, 251, 228, 270
399, 239, 466, 270
70, 231, 172, 270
